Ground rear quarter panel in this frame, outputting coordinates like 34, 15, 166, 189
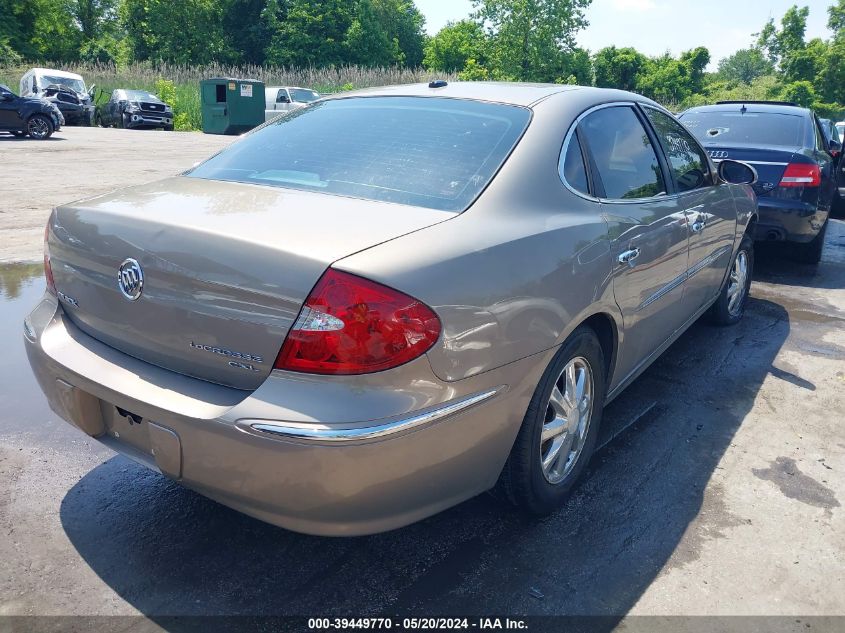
335, 92, 623, 383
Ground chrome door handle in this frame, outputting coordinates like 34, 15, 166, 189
618, 248, 641, 266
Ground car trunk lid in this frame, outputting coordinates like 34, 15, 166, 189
703, 143, 800, 197
48, 176, 451, 390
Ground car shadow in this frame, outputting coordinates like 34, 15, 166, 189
752, 219, 845, 290
59, 297, 789, 626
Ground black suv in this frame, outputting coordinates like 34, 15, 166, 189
0, 84, 64, 139
680, 101, 838, 264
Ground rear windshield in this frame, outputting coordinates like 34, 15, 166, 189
187, 96, 531, 211
680, 111, 805, 147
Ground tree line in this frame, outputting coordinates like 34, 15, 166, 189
1, 0, 844, 117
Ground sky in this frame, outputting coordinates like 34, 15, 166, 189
413, 0, 833, 70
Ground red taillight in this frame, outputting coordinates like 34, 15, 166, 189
44, 220, 56, 295
275, 269, 441, 375
780, 163, 821, 187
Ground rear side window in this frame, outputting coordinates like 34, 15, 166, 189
680, 111, 805, 147
644, 107, 713, 193
578, 106, 666, 200
188, 96, 531, 212
560, 133, 590, 195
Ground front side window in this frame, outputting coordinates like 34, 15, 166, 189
645, 107, 713, 193
188, 96, 531, 212
579, 106, 666, 200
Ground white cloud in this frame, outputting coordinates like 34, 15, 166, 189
611, 0, 658, 10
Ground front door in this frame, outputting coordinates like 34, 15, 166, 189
577, 104, 692, 386
0, 89, 22, 129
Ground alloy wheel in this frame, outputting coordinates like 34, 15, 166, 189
727, 250, 749, 316
27, 117, 50, 139
540, 356, 594, 484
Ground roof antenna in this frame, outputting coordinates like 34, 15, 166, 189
740, 104, 747, 114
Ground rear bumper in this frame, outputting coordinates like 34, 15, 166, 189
24, 294, 543, 536
753, 197, 827, 243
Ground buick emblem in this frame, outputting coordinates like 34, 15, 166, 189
709, 150, 729, 159
118, 258, 144, 301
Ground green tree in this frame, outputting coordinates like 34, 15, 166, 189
346, 0, 401, 66
123, 0, 234, 64
717, 48, 773, 84
592, 46, 646, 91
264, 0, 353, 67
472, 0, 592, 82
346, 0, 425, 67
679, 46, 710, 93
829, 0, 845, 34
756, 4, 809, 68
221, 0, 273, 64
424, 20, 487, 73
780, 79, 816, 107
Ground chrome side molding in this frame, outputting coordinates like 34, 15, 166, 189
241, 386, 505, 443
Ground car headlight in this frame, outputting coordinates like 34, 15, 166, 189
125, 101, 140, 112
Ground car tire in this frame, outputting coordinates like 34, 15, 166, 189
164, 125, 174, 132
831, 193, 845, 220
498, 325, 606, 515
709, 235, 753, 326
791, 219, 827, 265
26, 114, 53, 140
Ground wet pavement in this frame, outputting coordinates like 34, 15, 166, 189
1, 224, 844, 626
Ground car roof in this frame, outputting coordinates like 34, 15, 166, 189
328, 81, 591, 107
684, 102, 812, 117
28, 68, 84, 80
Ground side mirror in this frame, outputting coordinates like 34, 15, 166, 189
828, 139, 841, 159
718, 159, 758, 185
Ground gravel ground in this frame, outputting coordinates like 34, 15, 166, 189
0, 126, 234, 263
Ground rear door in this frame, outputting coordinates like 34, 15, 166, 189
577, 104, 692, 384
642, 106, 736, 313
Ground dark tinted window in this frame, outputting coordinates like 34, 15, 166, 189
680, 110, 805, 147
560, 133, 589, 195
579, 106, 666, 200
645, 107, 713, 193
188, 97, 531, 212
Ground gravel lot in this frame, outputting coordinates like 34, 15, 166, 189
0, 126, 234, 263
0, 126, 843, 628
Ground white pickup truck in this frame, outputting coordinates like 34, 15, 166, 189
264, 86, 321, 121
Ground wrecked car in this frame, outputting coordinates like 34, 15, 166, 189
19, 68, 94, 126
96, 89, 174, 130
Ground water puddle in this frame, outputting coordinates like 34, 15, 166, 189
0, 263, 61, 437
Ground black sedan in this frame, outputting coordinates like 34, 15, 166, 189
96, 89, 173, 130
0, 84, 64, 139
680, 101, 838, 264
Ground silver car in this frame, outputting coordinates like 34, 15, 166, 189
25, 82, 758, 536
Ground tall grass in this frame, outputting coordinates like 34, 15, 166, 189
0, 61, 460, 130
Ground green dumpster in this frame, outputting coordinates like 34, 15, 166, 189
200, 77, 265, 135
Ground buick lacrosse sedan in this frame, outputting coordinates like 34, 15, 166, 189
25, 82, 758, 535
